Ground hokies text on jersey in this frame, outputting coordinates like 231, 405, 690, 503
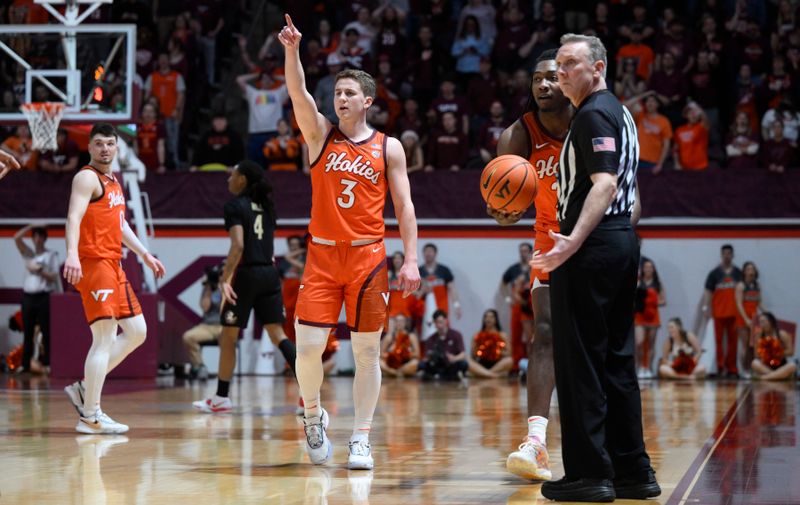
107, 190, 125, 208
535, 155, 559, 191
324, 152, 382, 185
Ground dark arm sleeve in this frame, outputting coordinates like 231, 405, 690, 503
223, 199, 243, 230
441, 265, 454, 285
574, 109, 622, 175
704, 269, 718, 291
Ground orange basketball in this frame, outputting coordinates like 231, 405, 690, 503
480, 154, 538, 213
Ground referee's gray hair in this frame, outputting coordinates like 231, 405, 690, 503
559, 33, 607, 78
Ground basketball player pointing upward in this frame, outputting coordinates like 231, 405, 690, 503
279, 14, 421, 470
63, 123, 165, 434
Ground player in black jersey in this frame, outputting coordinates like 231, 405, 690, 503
193, 160, 298, 413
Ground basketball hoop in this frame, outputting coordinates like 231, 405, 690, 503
20, 102, 65, 152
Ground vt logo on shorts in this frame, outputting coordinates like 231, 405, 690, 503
91, 289, 114, 302
381, 292, 390, 305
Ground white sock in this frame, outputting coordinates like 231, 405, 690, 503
528, 416, 548, 444
295, 323, 329, 419
82, 319, 118, 416
106, 315, 147, 373
351, 331, 382, 439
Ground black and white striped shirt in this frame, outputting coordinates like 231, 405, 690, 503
557, 90, 638, 235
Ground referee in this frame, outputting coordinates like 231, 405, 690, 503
532, 34, 659, 502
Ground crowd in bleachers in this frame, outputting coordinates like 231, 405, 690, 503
2, 0, 800, 174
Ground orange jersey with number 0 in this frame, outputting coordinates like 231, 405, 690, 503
521, 112, 562, 235
79, 166, 126, 260
308, 128, 388, 241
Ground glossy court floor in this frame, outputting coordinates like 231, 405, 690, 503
0, 375, 798, 505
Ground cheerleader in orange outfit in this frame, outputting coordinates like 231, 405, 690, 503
751, 312, 797, 381
735, 261, 763, 375
634, 259, 666, 379
658, 318, 706, 380
379, 314, 420, 377
468, 309, 513, 378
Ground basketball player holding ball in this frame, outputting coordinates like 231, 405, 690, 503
279, 14, 420, 470
486, 49, 573, 481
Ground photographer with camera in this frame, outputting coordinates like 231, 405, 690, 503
182, 263, 225, 380
419, 310, 468, 381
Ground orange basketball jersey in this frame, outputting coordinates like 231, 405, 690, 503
79, 166, 126, 260
521, 112, 562, 235
309, 127, 388, 241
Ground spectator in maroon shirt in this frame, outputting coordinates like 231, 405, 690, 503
726, 111, 760, 169
761, 120, 795, 173
518, 0, 561, 70
649, 52, 688, 126
466, 58, 500, 122
731, 21, 769, 77
615, 58, 647, 102
340, 28, 371, 72
492, 2, 531, 75
38, 129, 79, 173
585, 2, 615, 55
733, 63, 760, 134
504, 68, 532, 120
429, 79, 470, 135
478, 101, 509, 163
395, 98, 427, 141
426, 112, 468, 172
690, 50, 723, 148
619, 3, 656, 43
300, 38, 328, 96
373, 4, 406, 70
698, 14, 724, 67
655, 19, 695, 74
763, 54, 793, 110
406, 25, 445, 110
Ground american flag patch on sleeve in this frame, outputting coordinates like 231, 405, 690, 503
591, 137, 616, 152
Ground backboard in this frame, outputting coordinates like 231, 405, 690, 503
0, 0, 135, 123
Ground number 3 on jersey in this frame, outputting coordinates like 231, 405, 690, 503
337, 178, 358, 209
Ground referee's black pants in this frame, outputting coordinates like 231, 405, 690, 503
550, 217, 651, 480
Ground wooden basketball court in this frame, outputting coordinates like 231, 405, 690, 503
0, 375, 798, 504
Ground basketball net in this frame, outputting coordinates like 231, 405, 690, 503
20, 102, 65, 152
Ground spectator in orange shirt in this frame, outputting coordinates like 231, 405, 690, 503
136, 103, 166, 173
629, 92, 672, 174
145, 53, 186, 169
615, 27, 654, 80
673, 102, 709, 171
263, 118, 300, 171
0, 125, 37, 171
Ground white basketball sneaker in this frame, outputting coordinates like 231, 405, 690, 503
192, 396, 233, 413
303, 408, 333, 465
64, 380, 85, 415
506, 437, 552, 481
347, 437, 374, 470
76, 409, 129, 434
